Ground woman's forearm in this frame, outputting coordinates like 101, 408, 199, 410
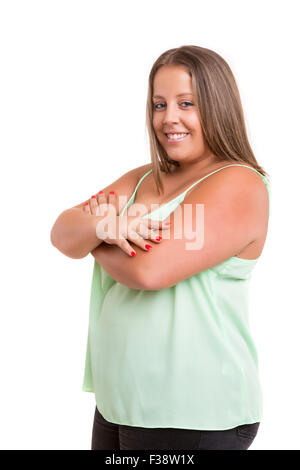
91, 243, 145, 290
51, 209, 105, 259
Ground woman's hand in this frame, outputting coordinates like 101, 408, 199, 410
83, 190, 171, 257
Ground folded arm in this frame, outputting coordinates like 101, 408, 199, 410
135, 166, 268, 290
91, 167, 268, 291
90, 240, 158, 290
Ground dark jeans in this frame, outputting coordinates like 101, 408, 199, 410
91, 405, 260, 450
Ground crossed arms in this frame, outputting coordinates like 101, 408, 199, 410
91, 166, 267, 290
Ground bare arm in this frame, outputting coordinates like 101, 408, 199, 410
50, 164, 151, 259
90, 242, 147, 290
90, 220, 168, 289
50, 209, 106, 259
136, 167, 268, 290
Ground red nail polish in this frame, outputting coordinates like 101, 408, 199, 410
156, 236, 162, 241
91, 195, 96, 198
84, 202, 89, 205
109, 191, 115, 194
131, 251, 136, 256
145, 244, 152, 250
98, 190, 103, 194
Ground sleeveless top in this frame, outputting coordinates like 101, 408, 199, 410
82, 164, 271, 430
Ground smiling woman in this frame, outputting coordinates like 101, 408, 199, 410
50, 45, 271, 450
146, 46, 269, 198
152, 67, 209, 169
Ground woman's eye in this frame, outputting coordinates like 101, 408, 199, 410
153, 102, 193, 110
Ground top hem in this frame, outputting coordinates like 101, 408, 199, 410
93, 402, 262, 432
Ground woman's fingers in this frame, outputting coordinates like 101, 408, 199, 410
83, 201, 91, 215
122, 216, 172, 247
141, 218, 172, 240
128, 216, 171, 232
136, 223, 163, 243
116, 236, 137, 257
145, 218, 172, 231
96, 191, 108, 214
85, 190, 109, 217
107, 191, 117, 215
89, 195, 99, 215
87, 192, 173, 256
94, 190, 116, 216
127, 230, 154, 251
84, 190, 109, 217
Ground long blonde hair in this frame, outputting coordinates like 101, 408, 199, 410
145, 45, 269, 195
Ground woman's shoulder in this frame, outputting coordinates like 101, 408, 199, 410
187, 162, 269, 221
207, 161, 267, 189
137, 163, 153, 177
117, 163, 152, 189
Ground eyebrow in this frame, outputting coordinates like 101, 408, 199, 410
152, 92, 193, 99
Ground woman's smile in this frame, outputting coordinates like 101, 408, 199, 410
165, 132, 190, 143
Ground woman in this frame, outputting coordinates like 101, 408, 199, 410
51, 45, 270, 450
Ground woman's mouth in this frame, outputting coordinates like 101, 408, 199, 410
165, 133, 189, 143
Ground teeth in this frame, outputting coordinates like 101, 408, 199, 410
167, 133, 188, 140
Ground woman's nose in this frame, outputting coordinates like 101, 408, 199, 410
163, 102, 179, 124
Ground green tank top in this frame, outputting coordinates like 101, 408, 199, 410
82, 164, 271, 430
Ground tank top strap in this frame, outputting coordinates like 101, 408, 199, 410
182, 164, 270, 195
120, 168, 153, 216
131, 168, 153, 198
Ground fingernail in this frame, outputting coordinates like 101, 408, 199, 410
98, 190, 103, 194
84, 202, 89, 205
131, 251, 136, 256
145, 244, 152, 250
156, 236, 162, 241
91, 195, 96, 199
164, 222, 172, 225
109, 191, 115, 194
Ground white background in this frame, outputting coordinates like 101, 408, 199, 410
0, 0, 299, 450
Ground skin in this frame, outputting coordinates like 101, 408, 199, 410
152, 64, 220, 175
88, 65, 269, 290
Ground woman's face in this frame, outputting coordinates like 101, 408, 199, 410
152, 65, 213, 170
